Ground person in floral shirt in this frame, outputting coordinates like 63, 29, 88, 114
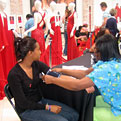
43, 34, 121, 120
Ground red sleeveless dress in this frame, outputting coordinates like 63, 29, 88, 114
31, 12, 45, 55
67, 12, 79, 61
50, 16, 62, 66
40, 16, 63, 67
0, 14, 16, 100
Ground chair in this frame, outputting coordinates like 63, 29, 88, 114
94, 95, 121, 121
4, 84, 21, 120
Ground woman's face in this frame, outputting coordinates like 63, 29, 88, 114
31, 42, 41, 61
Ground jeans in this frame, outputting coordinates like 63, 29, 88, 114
20, 98, 79, 121
63, 31, 68, 55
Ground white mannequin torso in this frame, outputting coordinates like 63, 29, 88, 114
0, 0, 7, 26
24, 1, 47, 36
68, 3, 78, 37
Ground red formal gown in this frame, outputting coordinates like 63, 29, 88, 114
0, 14, 16, 100
40, 16, 63, 67
67, 12, 79, 61
31, 12, 45, 55
50, 16, 62, 66
115, 5, 120, 20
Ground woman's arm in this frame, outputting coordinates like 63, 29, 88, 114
43, 74, 94, 91
52, 67, 93, 79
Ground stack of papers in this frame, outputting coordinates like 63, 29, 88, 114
62, 65, 88, 70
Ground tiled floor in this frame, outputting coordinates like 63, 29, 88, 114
0, 97, 20, 121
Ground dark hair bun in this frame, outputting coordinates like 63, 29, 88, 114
14, 37, 37, 62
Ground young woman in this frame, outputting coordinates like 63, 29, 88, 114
43, 34, 121, 120
7, 37, 79, 121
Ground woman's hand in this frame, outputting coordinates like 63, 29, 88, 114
85, 86, 95, 93
50, 105, 62, 114
42, 75, 54, 84
51, 68, 62, 73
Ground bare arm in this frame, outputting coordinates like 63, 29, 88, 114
100, 17, 108, 28
52, 67, 93, 79
43, 74, 95, 91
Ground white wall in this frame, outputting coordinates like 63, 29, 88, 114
22, 0, 31, 28
76, 0, 83, 26
4, 0, 10, 14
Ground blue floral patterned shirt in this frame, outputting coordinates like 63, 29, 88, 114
87, 58, 121, 116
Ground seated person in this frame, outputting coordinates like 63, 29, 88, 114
7, 37, 79, 121
89, 28, 110, 53
75, 24, 89, 43
43, 34, 121, 120
75, 24, 89, 53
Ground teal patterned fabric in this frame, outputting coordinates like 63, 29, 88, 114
87, 58, 121, 116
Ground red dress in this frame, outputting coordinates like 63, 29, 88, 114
67, 12, 79, 61
50, 16, 62, 66
115, 5, 120, 20
0, 14, 16, 100
31, 12, 45, 55
40, 16, 64, 67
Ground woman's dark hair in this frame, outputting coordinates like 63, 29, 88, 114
14, 37, 37, 61
94, 28, 109, 43
95, 34, 121, 61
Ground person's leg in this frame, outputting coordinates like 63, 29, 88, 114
63, 31, 68, 55
42, 98, 79, 121
20, 109, 68, 121
94, 107, 121, 121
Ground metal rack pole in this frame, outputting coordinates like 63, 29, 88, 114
49, 37, 52, 68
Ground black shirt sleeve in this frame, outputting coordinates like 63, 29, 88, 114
35, 61, 50, 74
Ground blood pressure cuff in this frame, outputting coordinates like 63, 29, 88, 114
46, 69, 61, 77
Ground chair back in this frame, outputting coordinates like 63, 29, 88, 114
4, 84, 21, 120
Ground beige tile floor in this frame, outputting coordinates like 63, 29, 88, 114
0, 97, 20, 121
0, 34, 67, 121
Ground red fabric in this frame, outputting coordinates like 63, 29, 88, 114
40, 16, 66, 67
50, 16, 63, 66
31, 12, 45, 55
115, 5, 120, 18
119, 7, 121, 18
0, 14, 16, 100
67, 12, 80, 61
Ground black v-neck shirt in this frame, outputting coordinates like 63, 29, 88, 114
7, 61, 50, 114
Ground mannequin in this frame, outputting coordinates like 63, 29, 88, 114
67, 2, 79, 61
49, 1, 63, 66
0, 0, 16, 100
40, 1, 64, 67
24, 0, 47, 55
